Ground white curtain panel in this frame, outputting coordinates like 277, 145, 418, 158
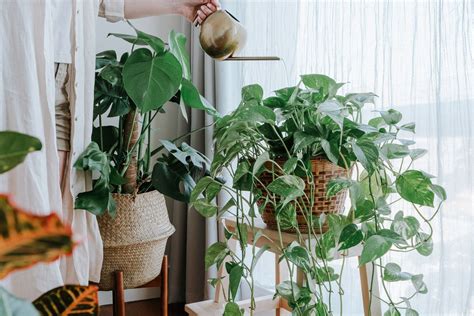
218, 0, 473, 315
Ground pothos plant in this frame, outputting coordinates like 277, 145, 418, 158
190, 75, 446, 315
74, 23, 218, 216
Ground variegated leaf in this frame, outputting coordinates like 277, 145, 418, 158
0, 195, 74, 279
33, 285, 99, 316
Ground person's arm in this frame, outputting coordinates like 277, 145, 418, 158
125, 0, 220, 23
99, 0, 220, 23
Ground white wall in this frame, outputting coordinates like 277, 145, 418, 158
95, 14, 188, 306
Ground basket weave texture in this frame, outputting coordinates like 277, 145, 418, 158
258, 158, 349, 233
98, 190, 175, 290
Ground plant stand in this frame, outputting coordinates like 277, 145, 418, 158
110, 255, 169, 316
185, 219, 381, 316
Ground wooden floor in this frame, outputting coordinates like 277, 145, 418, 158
100, 301, 186, 316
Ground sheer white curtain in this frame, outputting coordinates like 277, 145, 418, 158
217, 0, 473, 315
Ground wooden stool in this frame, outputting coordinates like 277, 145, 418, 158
112, 255, 169, 316
185, 219, 381, 316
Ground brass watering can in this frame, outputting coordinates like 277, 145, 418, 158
199, 10, 247, 60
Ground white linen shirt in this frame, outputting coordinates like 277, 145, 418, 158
0, 0, 124, 300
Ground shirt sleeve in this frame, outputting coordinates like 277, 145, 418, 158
98, 0, 125, 22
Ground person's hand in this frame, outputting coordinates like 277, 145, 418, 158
176, 0, 221, 24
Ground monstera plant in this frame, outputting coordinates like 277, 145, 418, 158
75, 23, 217, 216
0, 132, 99, 316
191, 75, 446, 315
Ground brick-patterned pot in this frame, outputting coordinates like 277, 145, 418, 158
257, 157, 349, 233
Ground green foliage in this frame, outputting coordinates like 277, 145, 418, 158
205, 242, 228, 270
193, 74, 444, 315
77, 24, 218, 215
0, 131, 41, 174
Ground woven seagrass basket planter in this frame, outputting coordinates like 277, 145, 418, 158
258, 157, 349, 233
97, 190, 175, 290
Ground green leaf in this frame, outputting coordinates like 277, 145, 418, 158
354, 199, 375, 222
368, 117, 387, 129
321, 139, 339, 164
326, 178, 353, 198
223, 302, 243, 316
338, 224, 364, 250
284, 243, 311, 272
253, 152, 270, 175
267, 175, 305, 198
409, 148, 428, 160
396, 170, 434, 206
229, 265, 244, 301
99, 64, 122, 86
380, 109, 402, 125
376, 197, 391, 215
430, 184, 447, 201
181, 78, 219, 116
123, 49, 182, 112
237, 103, 276, 123
415, 232, 433, 256
406, 309, 419, 316
411, 274, 428, 294
313, 266, 339, 284
377, 229, 407, 245
108, 33, 147, 45
168, 30, 191, 79
359, 235, 392, 266
391, 213, 420, 240
251, 245, 270, 270
192, 199, 217, 217
242, 84, 264, 102
92, 125, 119, 153
0, 287, 39, 316
73, 142, 114, 216
400, 122, 416, 133
205, 242, 228, 270
134, 27, 166, 54
383, 262, 412, 282
384, 306, 401, 316
345, 92, 377, 108
276, 281, 300, 302
0, 131, 42, 174
381, 144, 410, 160
190, 176, 221, 202
352, 138, 379, 175
263, 96, 286, 108
283, 157, 298, 174
300, 74, 342, 99
276, 204, 297, 231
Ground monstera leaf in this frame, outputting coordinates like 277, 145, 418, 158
33, 285, 99, 316
0, 131, 42, 174
0, 195, 74, 279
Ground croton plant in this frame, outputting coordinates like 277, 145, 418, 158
0, 131, 99, 316
190, 75, 446, 315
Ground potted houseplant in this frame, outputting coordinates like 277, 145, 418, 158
74, 24, 217, 290
191, 75, 445, 315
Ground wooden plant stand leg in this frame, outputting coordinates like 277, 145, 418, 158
113, 271, 126, 316
161, 255, 169, 316
358, 258, 370, 316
